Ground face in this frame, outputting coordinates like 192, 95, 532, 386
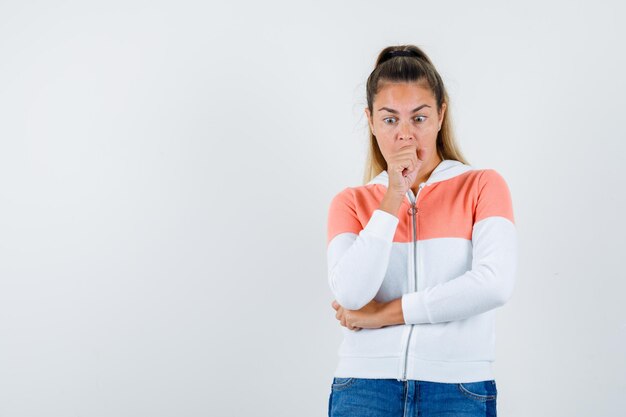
365, 81, 446, 173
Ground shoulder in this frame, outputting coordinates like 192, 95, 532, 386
328, 183, 381, 208
477, 168, 512, 197
327, 183, 384, 244
477, 168, 508, 182
327, 187, 360, 244
463, 167, 508, 181
462, 168, 511, 192
471, 168, 515, 224
328, 186, 354, 211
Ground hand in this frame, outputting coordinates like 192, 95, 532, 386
331, 299, 386, 331
386, 143, 426, 195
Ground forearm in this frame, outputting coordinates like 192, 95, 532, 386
381, 297, 406, 326
401, 217, 517, 324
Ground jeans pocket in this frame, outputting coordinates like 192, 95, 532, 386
331, 377, 356, 391
457, 380, 497, 401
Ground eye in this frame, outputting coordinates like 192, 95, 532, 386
383, 117, 397, 124
414, 116, 427, 123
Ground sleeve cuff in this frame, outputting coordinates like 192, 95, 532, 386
362, 209, 399, 241
402, 291, 432, 324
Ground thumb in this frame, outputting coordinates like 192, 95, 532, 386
417, 146, 427, 161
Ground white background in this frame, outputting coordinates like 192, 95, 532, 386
0, 1, 624, 416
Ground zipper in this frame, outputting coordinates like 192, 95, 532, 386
400, 182, 427, 381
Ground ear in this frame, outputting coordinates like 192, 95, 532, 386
365, 107, 375, 134
438, 102, 447, 130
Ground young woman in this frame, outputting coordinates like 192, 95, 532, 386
326, 45, 517, 417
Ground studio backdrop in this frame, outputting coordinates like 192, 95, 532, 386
0, 1, 624, 416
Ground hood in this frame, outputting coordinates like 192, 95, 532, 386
366, 159, 474, 187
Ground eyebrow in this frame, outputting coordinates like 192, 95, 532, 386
377, 105, 431, 114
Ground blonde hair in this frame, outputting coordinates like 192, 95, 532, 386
363, 44, 470, 184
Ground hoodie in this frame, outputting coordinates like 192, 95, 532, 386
326, 159, 517, 383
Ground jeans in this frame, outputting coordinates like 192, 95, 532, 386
328, 377, 497, 417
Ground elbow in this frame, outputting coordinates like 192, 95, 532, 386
328, 271, 371, 311
329, 284, 369, 310
334, 295, 367, 311
493, 271, 516, 307
493, 289, 511, 307
475, 262, 516, 308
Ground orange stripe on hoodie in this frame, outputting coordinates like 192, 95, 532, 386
327, 168, 514, 245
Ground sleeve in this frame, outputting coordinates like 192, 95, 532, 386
326, 188, 400, 310
400, 169, 518, 324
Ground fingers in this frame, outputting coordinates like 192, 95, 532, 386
395, 147, 420, 171
340, 319, 361, 331
333, 301, 342, 321
331, 301, 361, 330
399, 142, 418, 150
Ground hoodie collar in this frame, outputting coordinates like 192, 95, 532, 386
366, 159, 474, 187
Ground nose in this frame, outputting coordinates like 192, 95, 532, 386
398, 120, 415, 142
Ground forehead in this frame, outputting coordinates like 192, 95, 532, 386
374, 82, 434, 109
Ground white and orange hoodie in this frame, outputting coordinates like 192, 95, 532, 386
326, 159, 517, 383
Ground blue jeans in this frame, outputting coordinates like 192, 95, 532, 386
328, 377, 497, 417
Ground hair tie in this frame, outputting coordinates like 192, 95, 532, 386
386, 50, 417, 59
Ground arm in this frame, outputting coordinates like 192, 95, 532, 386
326, 188, 400, 310
400, 169, 518, 324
